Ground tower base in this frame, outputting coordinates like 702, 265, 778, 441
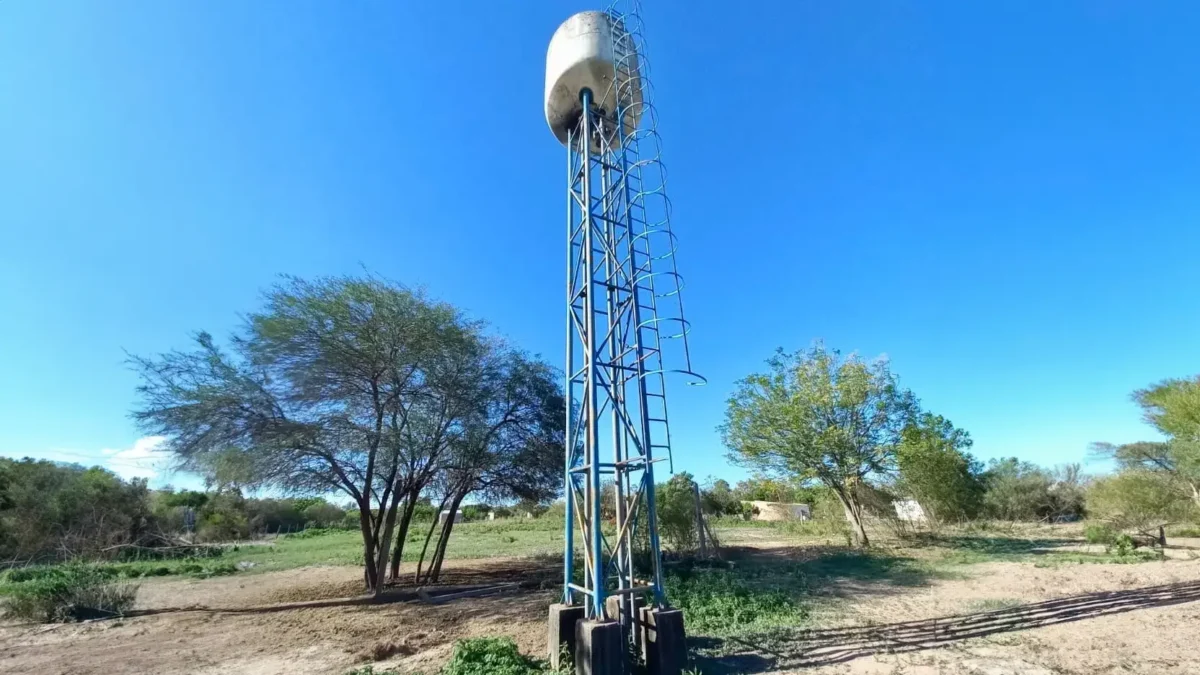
548, 603, 586, 668
640, 607, 687, 675
575, 619, 625, 675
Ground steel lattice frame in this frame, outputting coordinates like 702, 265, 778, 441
562, 87, 677, 625
560, 3, 701, 636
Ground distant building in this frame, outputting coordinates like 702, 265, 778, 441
743, 501, 811, 521
893, 499, 927, 525
439, 509, 464, 525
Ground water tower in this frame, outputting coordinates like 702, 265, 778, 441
544, 4, 702, 673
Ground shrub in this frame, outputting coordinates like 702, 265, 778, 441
341, 511, 362, 530
284, 527, 339, 540
1112, 533, 1136, 556
1084, 523, 1117, 546
541, 501, 565, 522
664, 567, 805, 635
0, 459, 153, 564
1, 563, 138, 622
1087, 470, 1194, 538
440, 637, 551, 675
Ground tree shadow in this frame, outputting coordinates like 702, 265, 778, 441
915, 535, 1073, 557
716, 545, 951, 599
693, 579, 1200, 673
126, 555, 563, 618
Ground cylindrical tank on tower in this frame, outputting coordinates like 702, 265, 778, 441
544, 11, 642, 148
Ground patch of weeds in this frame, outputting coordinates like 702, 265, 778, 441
968, 597, 1022, 612
284, 527, 343, 540
174, 561, 239, 578
0, 563, 138, 622
358, 640, 414, 663
1168, 524, 1200, 538
344, 666, 401, 675
1032, 548, 1160, 567
665, 566, 807, 636
1084, 523, 1117, 546
439, 637, 557, 675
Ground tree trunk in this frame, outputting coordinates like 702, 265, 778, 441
428, 491, 467, 584
387, 491, 420, 580
357, 498, 379, 592
371, 487, 404, 597
832, 486, 870, 548
413, 492, 453, 583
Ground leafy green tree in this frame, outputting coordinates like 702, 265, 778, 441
700, 478, 742, 516
0, 459, 152, 562
130, 275, 486, 593
244, 498, 306, 534
895, 413, 983, 525
721, 344, 918, 547
197, 490, 249, 541
159, 489, 208, 510
655, 473, 700, 552
1093, 376, 1200, 508
732, 476, 803, 503
1087, 470, 1195, 540
980, 458, 1055, 522
302, 501, 346, 528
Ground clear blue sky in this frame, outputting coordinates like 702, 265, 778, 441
2, 1, 1198, 488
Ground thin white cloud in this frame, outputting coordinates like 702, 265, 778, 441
3, 436, 172, 482
100, 436, 170, 480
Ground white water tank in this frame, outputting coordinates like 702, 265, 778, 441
544, 11, 642, 148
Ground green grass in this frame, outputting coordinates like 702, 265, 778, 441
0, 519, 566, 589
2, 559, 237, 585
0, 563, 139, 622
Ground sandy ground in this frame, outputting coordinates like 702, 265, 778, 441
746, 558, 1200, 675
3, 550, 1200, 674
0, 560, 558, 675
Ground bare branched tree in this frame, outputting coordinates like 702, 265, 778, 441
410, 350, 563, 583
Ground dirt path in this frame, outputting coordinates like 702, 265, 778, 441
4, 554, 1200, 674
0, 560, 557, 675
723, 558, 1200, 674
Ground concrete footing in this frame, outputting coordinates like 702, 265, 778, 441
606, 595, 646, 639
548, 603, 586, 668
550, 601, 687, 675
640, 607, 687, 675
575, 619, 625, 675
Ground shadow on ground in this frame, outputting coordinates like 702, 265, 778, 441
693, 579, 1200, 673
717, 545, 953, 598
125, 555, 561, 618
915, 535, 1073, 557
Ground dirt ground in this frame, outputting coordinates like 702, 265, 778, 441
755, 559, 1200, 675
4, 550, 1200, 675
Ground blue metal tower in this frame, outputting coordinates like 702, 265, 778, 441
547, 2, 702, 632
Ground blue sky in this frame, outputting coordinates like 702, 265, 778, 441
2, 1, 1198, 489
